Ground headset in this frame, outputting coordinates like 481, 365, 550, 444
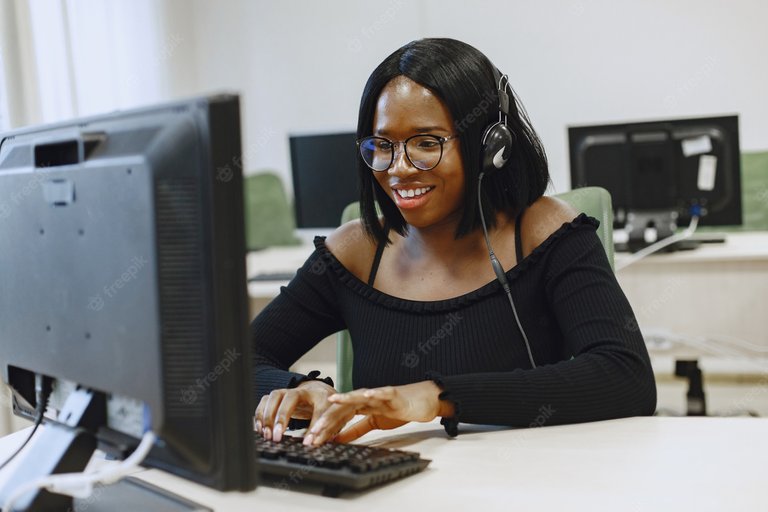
480, 68, 515, 174
477, 67, 537, 369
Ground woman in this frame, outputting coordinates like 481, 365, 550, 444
253, 38, 656, 447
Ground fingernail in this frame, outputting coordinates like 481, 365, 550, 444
303, 434, 314, 446
255, 420, 262, 431
310, 421, 323, 435
264, 427, 272, 441
273, 423, 283, 442
364, 390, 373, 397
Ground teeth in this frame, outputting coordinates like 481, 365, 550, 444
397, 187, 433, 199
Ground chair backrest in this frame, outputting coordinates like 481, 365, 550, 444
243, 172, 300, 250
335, 186, 614, 392
553, 187, 614, 269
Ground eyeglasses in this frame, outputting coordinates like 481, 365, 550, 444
356, 134, 458, 172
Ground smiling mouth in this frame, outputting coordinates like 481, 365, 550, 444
391, 186, 435, 210
394, 186, 434, 199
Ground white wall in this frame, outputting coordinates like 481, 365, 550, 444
183, 0, 768, 196
6, 0, 768, 195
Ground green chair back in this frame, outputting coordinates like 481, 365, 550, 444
335, 186, 614, 392
739, 151, 768, 231
243, 172, 300, 250
553, 187, 614, 268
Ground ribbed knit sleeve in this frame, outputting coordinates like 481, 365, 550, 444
427, 223, 656, 429
251, 247, 345, 401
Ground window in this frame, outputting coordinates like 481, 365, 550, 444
0, 49, 9, 130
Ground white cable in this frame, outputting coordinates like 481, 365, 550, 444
2, 430, 156, 512
644, 329, 768, 374
616, 215, 699, 271
703, 333, 768, 354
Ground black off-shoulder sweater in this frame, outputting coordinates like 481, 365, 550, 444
252, 214, 657, 434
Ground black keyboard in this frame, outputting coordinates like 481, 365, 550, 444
254, 433, 431, 497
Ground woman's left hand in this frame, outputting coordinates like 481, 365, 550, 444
303, 380, 452, 446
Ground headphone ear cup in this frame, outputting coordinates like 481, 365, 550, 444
481, 122, 514, 175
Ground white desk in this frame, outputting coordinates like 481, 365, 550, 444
246, 245, 314, 299
2, 417, 766, 511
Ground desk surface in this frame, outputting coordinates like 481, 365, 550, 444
2, 417, 757, 511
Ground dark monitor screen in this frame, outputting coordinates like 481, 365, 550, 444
289, 132, 359, 228
568, 115, 742, 227
0, 95, 256, 508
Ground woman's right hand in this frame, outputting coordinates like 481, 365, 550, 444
254, 380, 340, 443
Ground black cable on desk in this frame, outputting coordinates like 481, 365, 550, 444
0, 375, 52, 472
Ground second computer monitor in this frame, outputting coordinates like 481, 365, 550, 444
568, 115, 742, 228
289, 132, 359, 229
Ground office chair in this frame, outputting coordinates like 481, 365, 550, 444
335, 186, 614, 392
243, 172, 300, 250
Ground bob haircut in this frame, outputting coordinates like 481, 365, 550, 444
356, 38, 550, 245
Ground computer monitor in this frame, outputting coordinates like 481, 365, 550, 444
0, 94, 257, 509
289, 132, 359, 231
568, 115, 742, 242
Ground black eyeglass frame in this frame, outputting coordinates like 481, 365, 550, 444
356, 134, 458, 172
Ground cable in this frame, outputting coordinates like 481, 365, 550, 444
2, 430, 156, 512
645, 328, 768, 372
477, 172, 536, 369
616, 214, 700, 271
0, 375, 51, 473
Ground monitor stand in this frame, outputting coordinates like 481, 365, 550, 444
0, 389, 103, 510
72, 477, 211, 512
615, 209, 728, 253
0, 389, 208, 512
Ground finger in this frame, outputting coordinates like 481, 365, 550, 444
304, 394, 332, 439
272, 391, 301, 442
254, 395, 269, 432
261, 389, 285, 440
305, 404, 355, 446
333, 415, 376, 444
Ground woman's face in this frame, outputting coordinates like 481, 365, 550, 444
371, 75, 465, 230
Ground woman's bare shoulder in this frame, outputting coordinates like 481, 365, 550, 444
324, 219, 380, 280
520, 196, 579, 257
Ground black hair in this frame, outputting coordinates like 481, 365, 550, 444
356, 38, 550, 245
